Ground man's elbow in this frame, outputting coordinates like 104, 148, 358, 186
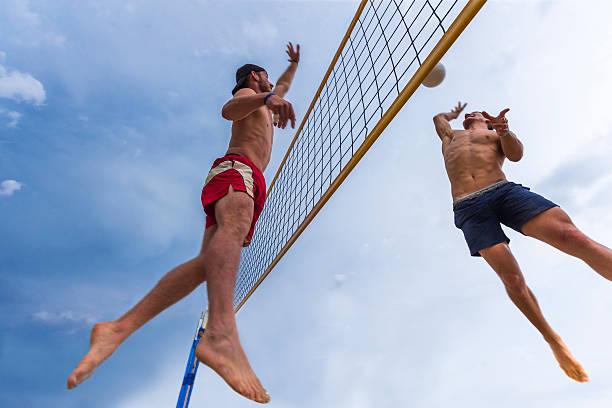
506, 151, 523, 162
433, 114, 445, 124
221, 103, 234, 121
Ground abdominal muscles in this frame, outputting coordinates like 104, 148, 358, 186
443, 135, 506, 200
227, 107, 274, 171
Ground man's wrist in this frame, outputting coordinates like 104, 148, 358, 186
498, 129, 511, 138
289, 59, 298, 64
263, 92, 275, 106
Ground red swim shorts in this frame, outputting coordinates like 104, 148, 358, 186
201, 154, 266, 247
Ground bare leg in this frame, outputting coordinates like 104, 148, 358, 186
480, 243, 589, 382
195, 187, 270, 404
522, 207, 612, 281
67, 226, 216, 389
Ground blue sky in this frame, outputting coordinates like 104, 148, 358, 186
2, 1, 612, 407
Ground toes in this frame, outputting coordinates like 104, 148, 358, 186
243, 377, 269, 403
237, 380, 258, 402
67, 368, 84, 390
254, 391, 269, 404
563, 365, 589, 383
253, 383, 270, 403
236, 383, 251, 400
258, 391, 271, 404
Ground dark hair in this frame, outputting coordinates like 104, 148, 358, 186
232, 64, 266, 95
487, 123, 494, 130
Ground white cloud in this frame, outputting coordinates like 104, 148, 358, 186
5, 0, 40, 27
242, 20, 278, 47
6, 110, 21, 127
0, 63, 46, 104
0, 179, 22, 196
2, 0, 66, 47
87, 152, 204, 257
33, 309, 97, 326
0, 107, 22, 127
192, 17, 280, 58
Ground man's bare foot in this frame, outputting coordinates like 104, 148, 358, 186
549, 340, 589, 382
67, 321, 128, 389
196, 329, 270, 404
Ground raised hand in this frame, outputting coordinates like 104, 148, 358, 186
450, 101, 467, 119
286, 42, 300, 64
482, 108, 510, 134
265, 93, 296, 129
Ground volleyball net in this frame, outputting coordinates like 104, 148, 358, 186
234, 0, 486, 311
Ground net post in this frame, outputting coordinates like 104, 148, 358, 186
176, 310, 208, 408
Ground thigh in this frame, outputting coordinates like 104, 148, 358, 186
479, 242, 522, 278
497, 184, 558, 233
214, 186, 255, 235
520, 206, 575, 243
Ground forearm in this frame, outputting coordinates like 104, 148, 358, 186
434, 111, 458, 121
221, 93, 269, 121
274, 62, 298, 95
500, 131, 523, 161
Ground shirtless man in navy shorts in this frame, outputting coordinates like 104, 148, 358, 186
433, 101, 612, 382
67, 43, 301, 403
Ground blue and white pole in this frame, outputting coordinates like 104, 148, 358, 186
176, 310, 208, 408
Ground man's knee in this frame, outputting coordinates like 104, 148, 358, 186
558, 224, 591, 250
499, 270, 526, 292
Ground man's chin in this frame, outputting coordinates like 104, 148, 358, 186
463, 118, 480, 129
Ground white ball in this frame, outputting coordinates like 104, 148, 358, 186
422, 62, 446, 88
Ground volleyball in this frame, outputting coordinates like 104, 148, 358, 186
422, 62, 446, 87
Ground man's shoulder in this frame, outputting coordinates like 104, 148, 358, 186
233, 88, 257, 97
449, 128, 467, 137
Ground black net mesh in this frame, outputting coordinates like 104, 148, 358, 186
234, 0, 462, 308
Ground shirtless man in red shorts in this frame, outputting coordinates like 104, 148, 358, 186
67, 42, 301, 404
434, 101, 612, 383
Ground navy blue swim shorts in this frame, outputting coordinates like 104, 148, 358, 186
453, 181, 558, 257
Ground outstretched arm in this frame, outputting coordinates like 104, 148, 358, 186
433, 101, 466, 143
273, 42, 300, 98
482, 108, 523, 162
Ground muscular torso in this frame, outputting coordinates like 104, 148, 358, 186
226, 106, 274, 172
442, 128, 507, 200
